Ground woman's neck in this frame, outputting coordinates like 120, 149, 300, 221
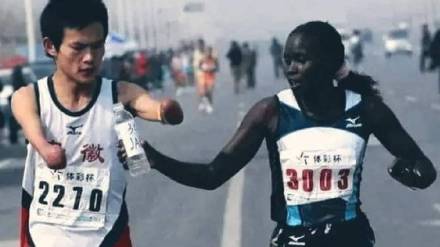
294, 82, 346, 122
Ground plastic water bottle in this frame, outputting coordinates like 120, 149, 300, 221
113, 103, 150, 176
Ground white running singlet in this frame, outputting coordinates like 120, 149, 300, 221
21, 77, 127, 247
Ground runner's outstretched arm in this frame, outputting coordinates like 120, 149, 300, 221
363, 96, 437, 189
144, 97, 276, 190
117, 81, 183, 124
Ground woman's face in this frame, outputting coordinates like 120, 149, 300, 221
283, 32, 332, 90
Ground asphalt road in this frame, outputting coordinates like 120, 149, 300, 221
0, 42, 439, 247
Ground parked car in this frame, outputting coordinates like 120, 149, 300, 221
0, 66, 37, 109
30, 60, 55, 79
383, 27, 413, 57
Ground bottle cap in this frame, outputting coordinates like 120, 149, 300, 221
113, 102, 124, 112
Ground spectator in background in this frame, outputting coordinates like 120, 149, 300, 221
350, 29, 364, 71
182, 44, 195, 87
171, 50, 187, 96
149, 51, 164, 91
226, 41, 243, 94
241, 42, 252, 89
0, 78, 4, 130
242, 42, 258, 89
193, 39, 206, 93
133, 51, 148, 88
429, 28, 440, 93
9, 65, 26, 144
270, 37, 283, 79
119, 53, 132, 82
420, 24, 432, 73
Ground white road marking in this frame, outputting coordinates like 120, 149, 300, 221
221, 169, 245, 247
404, 96, 418, 103
0, 240, 19, 247
419, 203, 440, 227
430, 103, 440, 111
0, 158, 25, 170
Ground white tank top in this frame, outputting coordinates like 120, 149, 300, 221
22, 76, 127, 246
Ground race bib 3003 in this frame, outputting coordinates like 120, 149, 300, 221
31, 164, 110, 229
280, 148, 357, 206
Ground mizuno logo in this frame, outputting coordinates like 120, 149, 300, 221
67, 124, 83, 135
288, 235, 305, 246
345, 116, 362, 128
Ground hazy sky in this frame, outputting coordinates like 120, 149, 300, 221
196, 0, 438, 41
2, 0, 439, 46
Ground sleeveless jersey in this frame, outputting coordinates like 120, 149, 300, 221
267, 88, 372, 227
21, 76, 129, 246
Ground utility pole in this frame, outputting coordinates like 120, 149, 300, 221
125, 0, 136, 41
24, 0, 36, 62
116, 0, 126, 36
150, 0, 158, 49
429, 0, 439, 27
136, 0, 147, 49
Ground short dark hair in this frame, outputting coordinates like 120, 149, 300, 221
40, 0, 108, 54
288, 21, 345, 74
287, 21, 380, 97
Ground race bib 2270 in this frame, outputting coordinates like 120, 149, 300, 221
31, 164, 110, 229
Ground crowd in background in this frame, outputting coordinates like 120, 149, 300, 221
2, 27, 440, 145
226, 40, 258, 94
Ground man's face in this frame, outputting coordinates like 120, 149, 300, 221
52, 22, 105, 84
283, 33, 327, 90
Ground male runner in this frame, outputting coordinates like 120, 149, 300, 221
136, 21, 436, 246
11, 0, 182, 246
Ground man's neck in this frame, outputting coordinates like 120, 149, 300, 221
52, 71, 98, 111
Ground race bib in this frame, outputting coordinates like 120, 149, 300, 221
31, 164, 110, 229
280, 148, 357, 206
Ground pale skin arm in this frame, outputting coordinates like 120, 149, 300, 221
11, 81, 181, 169
11, 85, 66, 169
117, 81, 183, 124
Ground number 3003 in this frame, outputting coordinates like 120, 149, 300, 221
285, 168, 350, 192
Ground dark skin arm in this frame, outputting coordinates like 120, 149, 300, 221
139, 89, 436, 190
363, 96, 437, 189
144, 97, 277, 190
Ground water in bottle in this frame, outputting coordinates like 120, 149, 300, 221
113, 103, 150, 176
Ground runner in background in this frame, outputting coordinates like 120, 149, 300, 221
420, 24, 432, 73
197, 46, 219, 114
270, 37, 283, 80
171, 50, 187, 96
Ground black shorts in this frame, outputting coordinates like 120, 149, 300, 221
270, 212, 375, 247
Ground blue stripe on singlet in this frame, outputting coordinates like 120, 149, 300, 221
286, 206, 302, 226
345, 146, 366, 220
345, 167, 360, 220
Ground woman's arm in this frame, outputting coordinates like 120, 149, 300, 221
145, 97, 276, 190
364, 96, 437, 189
